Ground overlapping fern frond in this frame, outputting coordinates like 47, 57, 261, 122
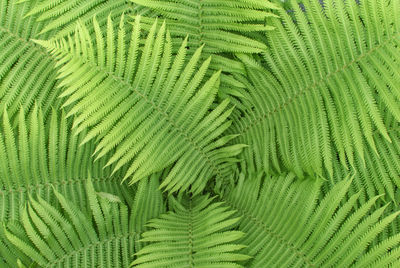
129, 173, 166, 252
21, 0, 152, 38
327, 124, 400, 203
130, 0, 279, 55
1, 0, 400, 267
4, 176, 165, 267
133, 195, 249, 267
129, 0, 279, 96
0, 107, 134, 223
0, 0, 60, 121
231, 0, 400, 181
0, 105, 138, 266
36, 15, 245, 194
222, 171, 400, 267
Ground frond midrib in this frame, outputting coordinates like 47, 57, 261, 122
72, 54, 224, 179
0, 177, 120, 197
221, 197, 316, 267
187, 199, 195, 267
0, 26, 50, 58
194, 0, 204, 49
140, 1, 212, 49
237, 32, 400, 136
45, 231, 136, 267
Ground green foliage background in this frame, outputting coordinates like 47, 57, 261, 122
0, 0, 399, 267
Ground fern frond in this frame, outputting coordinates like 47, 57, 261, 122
130, 0, 279, 54
231, 0, 400, 180
0, 105, 139, 265
133, 194, 249, 267
23, 0, 151, 38
222, 171, 400, 267
0, 0, 60, 121
0, 225, 32, 267
0, 107, 134, 223
4, 176, 165, 267
130, 172, 166, 252
325, 125, 400, 203
129, 0, 279, 97
36, 15, 245, 194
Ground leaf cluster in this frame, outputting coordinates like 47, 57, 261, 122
1, 0, 400, 267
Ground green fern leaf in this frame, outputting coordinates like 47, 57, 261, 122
130, 172, 166, 252
222, 171, 400, 267
36, 15, 245, 194
4, 175, 165, 267
21, 0, 152, 38
130, 0, 279, 54
129, 0, 279, 98
0, 107, 134, 223
133, 194, 250, 267
0, 106, 138, 267
231, 0, 400, 181
0, 0, 60, 121
326, 124, 400, 203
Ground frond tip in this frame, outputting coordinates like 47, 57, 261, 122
36, 15, 245, 194
132, 195, 250, 267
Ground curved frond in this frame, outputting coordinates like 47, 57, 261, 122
133, 195, 249, 267
222, 171, 400, 267
4, 176, 165, 267
326, 124, 400, 203
0, 0, 59, 121
130, 172, 167, 252
130, 0, 279, 54
22, 0, 151, 38
0, 107, 135, 223
128, 0, 279, 97
231, 0, 400, 180
36, 15, 245, 194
